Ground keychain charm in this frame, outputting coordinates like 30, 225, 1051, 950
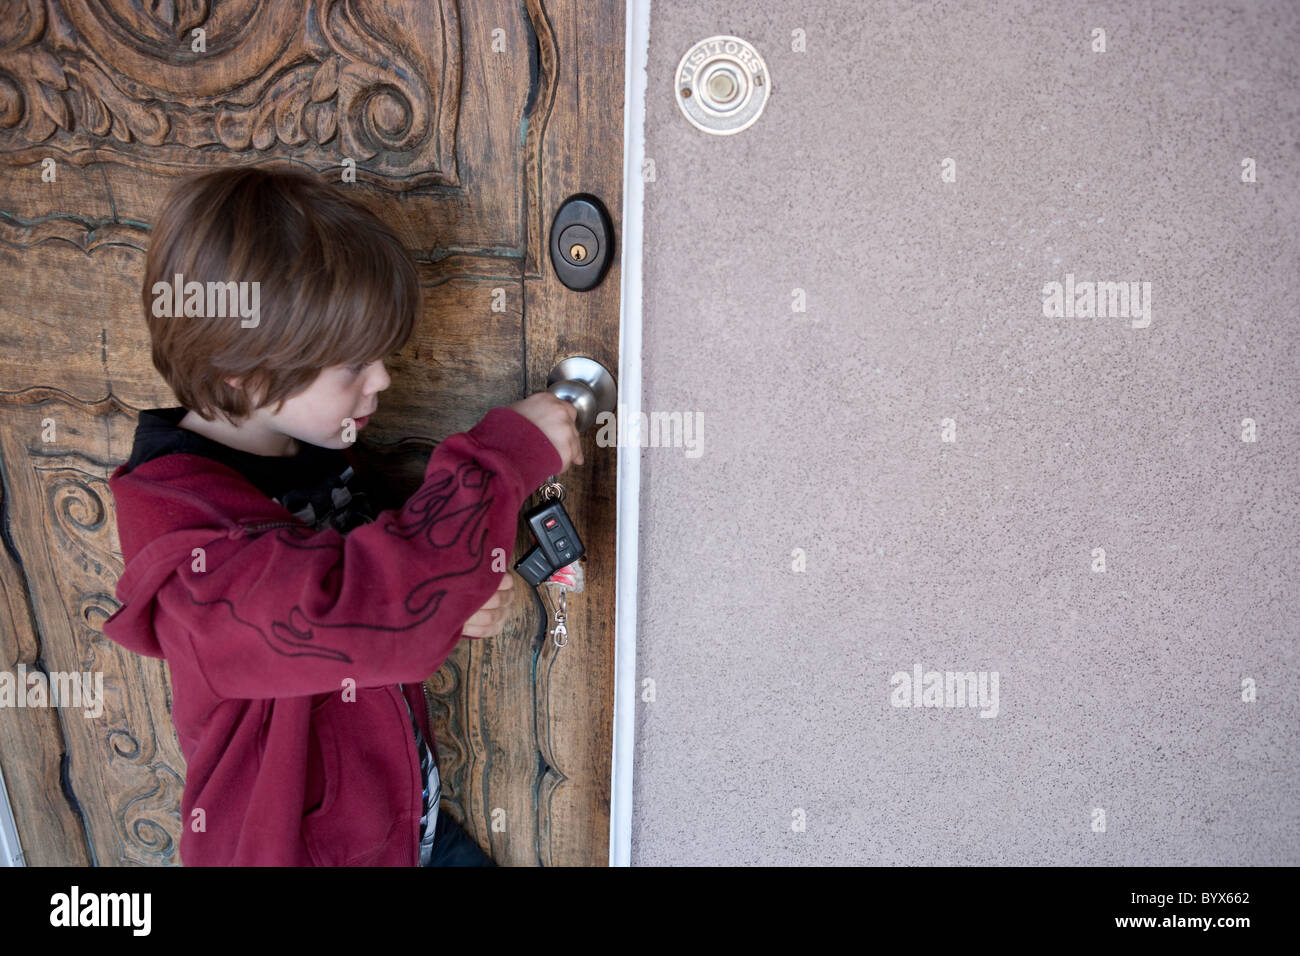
546, 558, 584, 594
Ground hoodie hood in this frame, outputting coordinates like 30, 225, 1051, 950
102, 453, 301, 659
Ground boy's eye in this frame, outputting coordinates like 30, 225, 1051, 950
347, 362, 366, 374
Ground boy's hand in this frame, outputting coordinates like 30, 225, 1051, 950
461, 573, 516, 638
506, 392, 585, 473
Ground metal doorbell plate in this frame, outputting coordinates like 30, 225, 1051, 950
675, 35, 771, 135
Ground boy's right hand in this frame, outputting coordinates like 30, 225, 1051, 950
506, 392, 585, 473
460, 572, 516, 638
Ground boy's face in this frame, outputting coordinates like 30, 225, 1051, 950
237, 360, 390, 453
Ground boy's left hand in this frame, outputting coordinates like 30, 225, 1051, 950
460, 573, 516, 638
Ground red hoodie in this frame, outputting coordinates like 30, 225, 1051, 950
100, 406, 561, 866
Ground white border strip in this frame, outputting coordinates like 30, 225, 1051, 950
0, 759, 26, 866
610, 0, 650, 867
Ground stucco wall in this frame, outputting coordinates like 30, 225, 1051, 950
631, 0, 1299, 864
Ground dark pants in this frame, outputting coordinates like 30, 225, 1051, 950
423, 812, 497, 867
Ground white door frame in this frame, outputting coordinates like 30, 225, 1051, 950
609, 0, 651, 868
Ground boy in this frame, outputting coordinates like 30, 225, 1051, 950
101, 165, 582, 866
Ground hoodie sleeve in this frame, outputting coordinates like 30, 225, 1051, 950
161, 406, 562, 700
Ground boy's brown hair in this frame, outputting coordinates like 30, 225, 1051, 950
143, 164, 420, 423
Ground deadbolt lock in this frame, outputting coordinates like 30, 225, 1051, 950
550, 194, 614, 291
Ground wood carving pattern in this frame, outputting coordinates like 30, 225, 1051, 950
0, 0, 462, 186
43, 465, 183, 864
0, 216, 147, 253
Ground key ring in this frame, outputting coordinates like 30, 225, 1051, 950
541, 476, 565, 502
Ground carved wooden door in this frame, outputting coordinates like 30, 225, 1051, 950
0, 0, 622, 866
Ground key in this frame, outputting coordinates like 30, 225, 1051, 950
514, 496, 585, 587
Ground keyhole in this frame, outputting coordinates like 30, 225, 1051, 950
569, 244, 587, 262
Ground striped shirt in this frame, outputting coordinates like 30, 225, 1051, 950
398, 683, 442, 865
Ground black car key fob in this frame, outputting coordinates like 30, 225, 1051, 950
514, 498, 585, 587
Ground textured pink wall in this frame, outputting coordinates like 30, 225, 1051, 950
631, 0, 1299, 864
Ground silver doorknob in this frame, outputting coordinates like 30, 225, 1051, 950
547, 356, 617, 434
